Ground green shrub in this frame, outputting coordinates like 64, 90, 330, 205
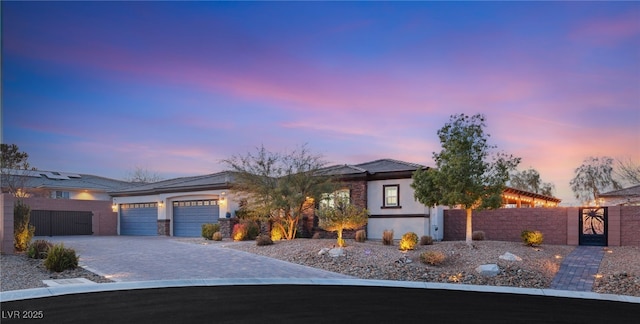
521, 230, 544, 246
256, 234, 274, 246
382, 229, 394, 246
420, 251, 446, 266
27, 240, 53, 259
212, 231, 223, 241
242, 220, 260, 240
419, 235, 433, 246
201, 223, 221, 240
355, 230, 366, 243
270, 224, 285, 241
472, 231, 485, 241
13, 200, 35, 252
399, 232, 419, 251
44, 243, 79, 272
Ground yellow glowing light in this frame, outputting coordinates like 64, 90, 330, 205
554, 255, 562, 259
594, 274, 603, 279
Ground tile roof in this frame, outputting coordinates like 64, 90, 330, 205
109, 171, 234, 195
600, 184, 640, 197
354, 158, 426, 174
1, 169, 132, 191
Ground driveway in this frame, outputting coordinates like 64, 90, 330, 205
42, 236, 353, 282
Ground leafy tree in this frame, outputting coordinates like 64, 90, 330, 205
316, 194, 369, 247
509, 168, 555, 196
223, 144, 337, 240
570, 156, 622, 205
412, 114, 520, 245
614, 157, 640, 185
1, 144, 35, 197
124, 166, 163, 183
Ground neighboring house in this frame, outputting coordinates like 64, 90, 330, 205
108, 171, 237, 237
599, 184, 640, 206
502, 187, 561, 208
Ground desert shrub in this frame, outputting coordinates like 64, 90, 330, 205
256, 234, 274, 246
212, 231, 223, 241
419, 235, 433, 246
14, 200, 35, 252
355, 230, 366, 243
44, 243, 79, 272
420, 251, 446, 266
270, 224, 285, 241
201, 223, 221, 240
472, 231, 485, 241
232, 223, 248, 241
521, 230, 544, 246
382, 229, 394, 246
399, 232, 419, 251
27, 240, 53, 259
242, 220, 261, 240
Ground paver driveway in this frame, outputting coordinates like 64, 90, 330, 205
43, 236, 353, 282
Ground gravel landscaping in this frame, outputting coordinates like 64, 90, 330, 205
2, 238, 638, 297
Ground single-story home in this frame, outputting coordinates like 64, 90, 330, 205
599, 184, 640, 206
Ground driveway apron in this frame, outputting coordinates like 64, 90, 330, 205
42, 236, 353, 282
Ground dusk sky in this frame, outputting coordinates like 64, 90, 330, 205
2, 1, 639, 206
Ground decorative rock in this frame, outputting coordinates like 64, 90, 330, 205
318, 248, 330, 256
499, 252, 522, 262
476, 264, 500, 277
328, 247, 344, 257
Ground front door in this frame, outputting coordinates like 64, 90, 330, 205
579, 207, 607, 246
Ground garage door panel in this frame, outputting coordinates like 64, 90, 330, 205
120, 203, 158, 236
173, 200, 219, 237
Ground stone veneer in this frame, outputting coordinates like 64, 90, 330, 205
157, 220, 170, 236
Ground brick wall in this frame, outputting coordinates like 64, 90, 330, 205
444, 206, 640, 246
1, 194, 15, 254
621, 206, 640, 246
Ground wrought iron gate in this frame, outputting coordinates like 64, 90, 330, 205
578, 207, 607, 246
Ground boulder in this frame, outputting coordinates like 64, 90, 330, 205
499, 252, 523, 262
476, 264, 500, 277
318, 248, 330, 256
328, 247, 344, 257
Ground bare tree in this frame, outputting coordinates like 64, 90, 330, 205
124, 166, 163, 183
614, 157, 640, 186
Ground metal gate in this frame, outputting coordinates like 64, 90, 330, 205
579, 207, 607, 246
30, 210, 93, 236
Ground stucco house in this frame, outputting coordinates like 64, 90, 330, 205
599, 184, 640, 206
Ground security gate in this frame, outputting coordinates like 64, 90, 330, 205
579, 207, 607, 246
30, 210, 93, 236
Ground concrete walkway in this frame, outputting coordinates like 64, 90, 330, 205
41, 236, 353, 281
550, 246, 605, 291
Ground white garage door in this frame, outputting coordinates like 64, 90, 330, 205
173, 200, 219, 237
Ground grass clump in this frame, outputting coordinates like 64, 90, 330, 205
44, 243, 79, 272
521, 230, 544, 246
420, 251, 446, 266
27, 240, 53, 259
399, 232, 419, 251
472, 231, 485, 241
419, 235, 433, 246
354, 230, 366, 243
382, 229, 394, 246
201, 223, 221, 240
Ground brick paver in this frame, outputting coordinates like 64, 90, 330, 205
550, 246, 605, 291
42, 236, 353, 282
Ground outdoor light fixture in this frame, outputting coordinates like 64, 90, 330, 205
158, 201, 164, 208
220, 192, 226, 201
111, 203, 118, 212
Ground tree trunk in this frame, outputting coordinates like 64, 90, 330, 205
337, 228, 344, 247
465, 208, 473, 246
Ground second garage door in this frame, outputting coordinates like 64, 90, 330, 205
173, 199, 219, 237
120, 203, 158, 236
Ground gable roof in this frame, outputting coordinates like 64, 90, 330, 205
600, 184, 640, 197
1, 168, 132, 192
109, 171, 234, 196
354, 158, 426, 174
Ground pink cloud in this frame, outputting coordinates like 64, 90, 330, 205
569, 11, 640, 46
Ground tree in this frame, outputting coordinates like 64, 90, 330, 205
570, 156, 622, 205
614, 157, 640, 185
1, 144, 35, 197
509, 168, 555, 196
411, 113, 520, 245
317, 194, 369, 247
124, 166, 163, 183
223, 144, 337, 240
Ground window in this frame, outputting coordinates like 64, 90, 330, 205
53, 191, 70, 199
320, 189, 350, 209
383, 185, 400, 208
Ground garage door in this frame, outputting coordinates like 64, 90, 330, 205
173, 200, 219, 237
120, 203, 158, 236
